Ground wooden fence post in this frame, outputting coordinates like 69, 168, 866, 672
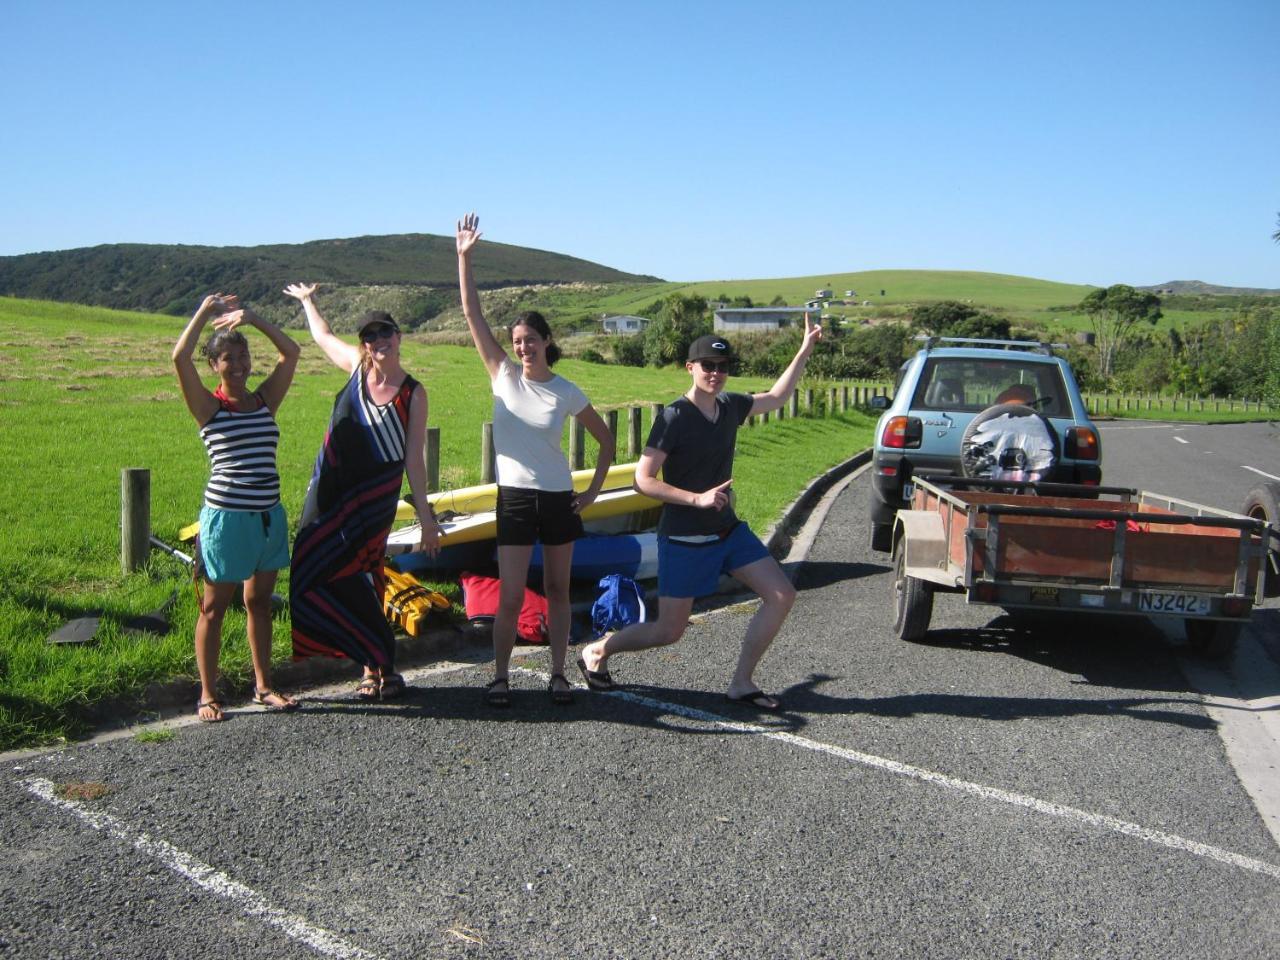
650, 402, 663, 429
605, 409, 619, 462
805, 388, 814, 411
628, 406, 642, 459
827, 387, 837, 416
789, 389, 799, 418
121, 468, 150, 574
424, 427, 440, 493
570, 418, 585, 470
481, 422, 495, 483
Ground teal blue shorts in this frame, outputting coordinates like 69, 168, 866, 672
198, 504, 290, 583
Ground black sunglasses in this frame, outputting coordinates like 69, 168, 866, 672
360, 324, 397, 343
698, 359, 732, 373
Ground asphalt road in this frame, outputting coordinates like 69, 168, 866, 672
3, 422, 1279, 959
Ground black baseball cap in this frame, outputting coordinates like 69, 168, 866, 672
687, 335, 734, 362
357, 311, 400, 336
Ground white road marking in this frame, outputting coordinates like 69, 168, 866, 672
517, 668, 1280, 884
21, 777, 384, 960
1244, 466, 1280, 483
1174, 436, 1189, 445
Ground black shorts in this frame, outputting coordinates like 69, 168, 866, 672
495, 486, 583, 547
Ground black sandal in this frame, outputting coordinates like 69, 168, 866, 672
253, 688, 299, 712
379, 672, 407, 700
549, 674, 574, 705
485, 677, 511, 708
355, 676, 380, 702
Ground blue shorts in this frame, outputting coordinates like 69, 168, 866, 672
198, 503, 290, 583
657, 522, 771, 598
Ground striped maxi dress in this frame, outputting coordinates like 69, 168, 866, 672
291, 368, 419, 667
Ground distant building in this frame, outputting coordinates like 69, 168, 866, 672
713, 306, 813, 333
804, 298, 825, 310
814, 288, 833, 298
601, 315, 648, 335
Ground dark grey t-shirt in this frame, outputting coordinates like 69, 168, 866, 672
646, 392, 755, 537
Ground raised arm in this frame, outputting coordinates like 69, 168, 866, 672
570, 404, 617, 513
283, 283, 360, 373
750, 313, 823, 417
403, 385, 441, 556
211, 306, 301, 414
456, 213, 509, 378
172, 293, 234, 424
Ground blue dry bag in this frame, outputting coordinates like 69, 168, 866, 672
591, 574, 647, 639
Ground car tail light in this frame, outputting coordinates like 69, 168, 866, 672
1065, 426, 1099, 460
881, 416, 922, 450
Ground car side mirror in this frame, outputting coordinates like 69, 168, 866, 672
869, 395, 890, 411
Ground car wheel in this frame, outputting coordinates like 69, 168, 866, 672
893, 537, 933, 641
870, 521, 893, 553
1185, 619, 1240, 659
1242, 481, 1280, 598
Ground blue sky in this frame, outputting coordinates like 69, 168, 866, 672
3, 0, 1277, 287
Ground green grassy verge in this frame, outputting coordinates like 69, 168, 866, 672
0, 297, 875, 749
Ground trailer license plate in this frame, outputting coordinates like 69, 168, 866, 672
1138, 592, 1210, 615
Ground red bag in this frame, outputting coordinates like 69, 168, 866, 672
459, 572, 550, 644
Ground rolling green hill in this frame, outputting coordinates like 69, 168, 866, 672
0, 234, 661, 316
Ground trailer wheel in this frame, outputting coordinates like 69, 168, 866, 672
1185, 619, 1240, 659
893, 538, 933, 641
1242, 481, 1280, 598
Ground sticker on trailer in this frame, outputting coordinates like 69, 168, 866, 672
1137, 592, 1211, 615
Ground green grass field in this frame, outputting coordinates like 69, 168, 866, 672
0, 297, 877, 749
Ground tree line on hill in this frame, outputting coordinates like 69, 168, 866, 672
0, 235, 657, 321
585, 289, 1280, 402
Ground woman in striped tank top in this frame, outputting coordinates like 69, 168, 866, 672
173, 293, 302, 722
284, 283, 440, 701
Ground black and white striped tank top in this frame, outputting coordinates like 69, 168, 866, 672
199, 399, 281, 511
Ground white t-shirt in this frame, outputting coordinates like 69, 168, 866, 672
491, 359, 589, 490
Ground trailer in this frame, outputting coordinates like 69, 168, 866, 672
891, 476, 1278, 657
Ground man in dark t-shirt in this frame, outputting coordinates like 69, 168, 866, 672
577, 321, 822, 710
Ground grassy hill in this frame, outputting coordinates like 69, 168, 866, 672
609, 269, 1097, 313
0, 234, 661, 317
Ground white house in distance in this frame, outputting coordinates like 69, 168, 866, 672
713, 306, 814, 333
600, 315, 648, 335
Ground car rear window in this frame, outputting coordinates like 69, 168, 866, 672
912, 357, 1069, 415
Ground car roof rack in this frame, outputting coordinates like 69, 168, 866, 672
914, 336, 1068, 356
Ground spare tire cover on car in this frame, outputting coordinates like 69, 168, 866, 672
960, 403, 1058, 481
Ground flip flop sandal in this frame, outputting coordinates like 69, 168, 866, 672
379, 672, 407, 700
196, 699, 225, 723
726, 690, 783, 712
548, 674, 574, 705
355, 676, 381, 702
485, 678, 511, 708
576, 655, 616, 692
253, 688, 299, 712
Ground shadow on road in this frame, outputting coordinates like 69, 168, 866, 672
775, 673, 1215, 731
793, 560, 888, 591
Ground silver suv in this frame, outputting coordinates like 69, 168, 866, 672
868, 337, 1102, 552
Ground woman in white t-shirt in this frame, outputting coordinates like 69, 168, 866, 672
457, 213, 615, 706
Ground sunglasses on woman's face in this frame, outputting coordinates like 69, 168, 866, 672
360, 325, 397, 343
699, 359, 732, 373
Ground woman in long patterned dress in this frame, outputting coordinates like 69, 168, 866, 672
284, 283, 440, 700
